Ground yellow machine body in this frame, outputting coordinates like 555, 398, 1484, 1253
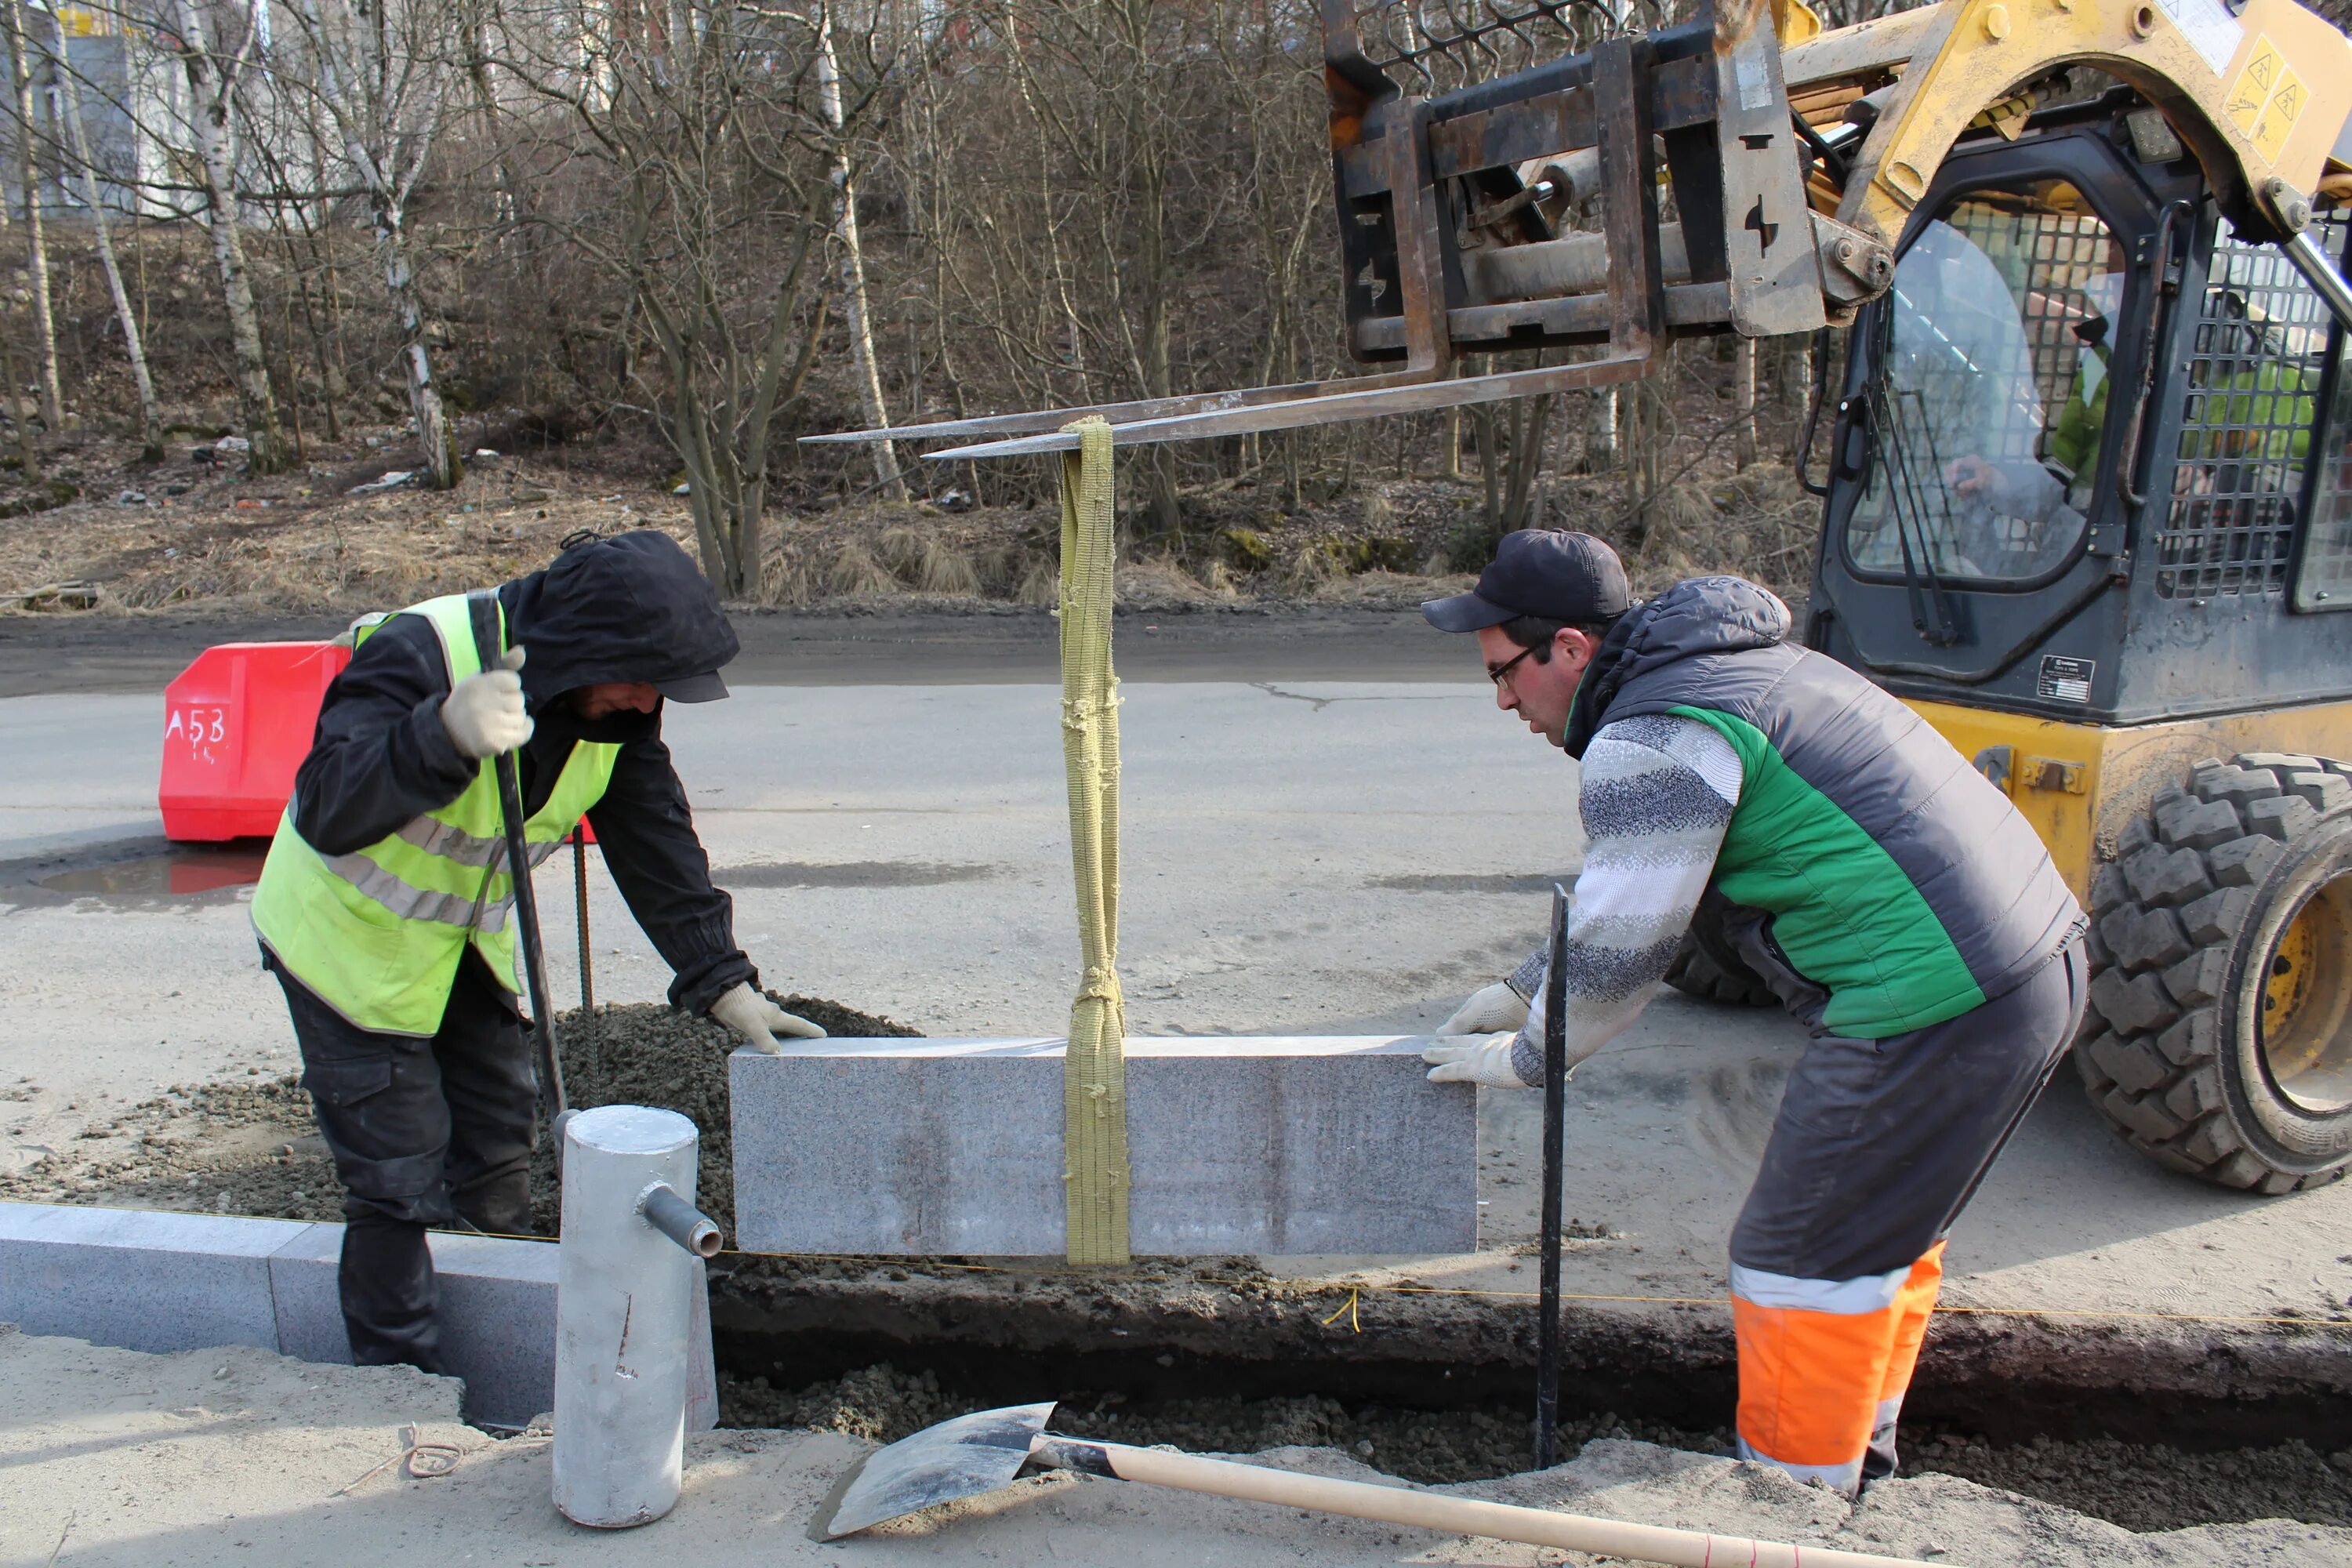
1846, 0, 2352, 245
1907, 698, 2352, 906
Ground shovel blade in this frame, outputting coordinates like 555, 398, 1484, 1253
818, 1401, 1057, 1538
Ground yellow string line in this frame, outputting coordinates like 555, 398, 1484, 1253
702, 1246, 2352, 1330
151, 1219, 2347, 1331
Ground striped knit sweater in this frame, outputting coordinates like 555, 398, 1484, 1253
1504, 712, 1742, 1085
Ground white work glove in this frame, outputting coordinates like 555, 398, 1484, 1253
1436, 980, 1530, 1037
710, 982, 827, 1051
1421, 1032, 1532, 1088
440, 645, 532, 758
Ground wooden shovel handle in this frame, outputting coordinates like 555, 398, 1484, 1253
1042, 1437, 1949, 1568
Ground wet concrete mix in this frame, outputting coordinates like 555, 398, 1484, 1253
5, 999, 2349, 1533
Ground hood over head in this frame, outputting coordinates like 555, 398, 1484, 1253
497, 530, 739, 710
1562, 575, 1790, 757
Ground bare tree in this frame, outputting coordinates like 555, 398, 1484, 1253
815, 5, 899, 499
50, 6, 165, 460
2, 0, 61, 432
169, 0, 289, 472
1733, 339, 1756, 471
494, 0, 914, 592
289, 0, 462, 485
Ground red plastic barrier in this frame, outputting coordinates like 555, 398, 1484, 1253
159, 638, 602, 846
161, 641, 351, 841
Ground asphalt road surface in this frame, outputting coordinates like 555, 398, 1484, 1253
2, 609, 2346, 1341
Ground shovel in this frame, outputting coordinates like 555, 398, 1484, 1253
466, 591, 572, 1149
813, 1402, 1951, 1568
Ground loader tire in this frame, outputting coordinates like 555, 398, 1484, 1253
2078, 753, 2352, 1193
1662, 935, 1777, 1007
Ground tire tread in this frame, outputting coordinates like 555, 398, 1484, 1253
2081, 753, 2352, 1193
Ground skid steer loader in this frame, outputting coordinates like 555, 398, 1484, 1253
812, 0, 2352, 1193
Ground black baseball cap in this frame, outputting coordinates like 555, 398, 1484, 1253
1421, 530, 1631, 633
655, 670, 730, 702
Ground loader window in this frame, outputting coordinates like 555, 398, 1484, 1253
2289, 215, 2352, 612
2160, 220, 2336, 600
1845, 180, 2124, 586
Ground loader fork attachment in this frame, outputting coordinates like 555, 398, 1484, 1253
807, 0, 2352, 462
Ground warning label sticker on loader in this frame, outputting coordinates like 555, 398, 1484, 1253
2038, 655, 2096, 704
2226, 37, 2307, 164
2154, 0, 2245, 77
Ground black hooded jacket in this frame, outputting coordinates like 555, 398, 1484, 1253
286, 532, 753, 1015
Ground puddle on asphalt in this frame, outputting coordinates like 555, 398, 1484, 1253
12, 841, 270, 908
713, 860, 1004, 890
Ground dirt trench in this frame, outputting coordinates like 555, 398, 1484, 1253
5, 1000, 2351, 1534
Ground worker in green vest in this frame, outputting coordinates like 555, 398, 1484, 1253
252, 530, 824, 1372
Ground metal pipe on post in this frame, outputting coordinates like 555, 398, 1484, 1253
1535, 883, 1569, 1468
554, 1105, 721, 1528
642, 1182, 722, 1258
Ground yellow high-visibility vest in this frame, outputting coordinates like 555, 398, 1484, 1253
252, 593, 619, 1035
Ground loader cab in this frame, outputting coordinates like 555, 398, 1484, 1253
1806, 93, 2352, 726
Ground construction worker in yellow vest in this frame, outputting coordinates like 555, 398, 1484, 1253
252, 530, 823, 1372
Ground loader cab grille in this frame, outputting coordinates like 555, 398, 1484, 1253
2155, 212, 2344, 601
1342, 0, 1621, 94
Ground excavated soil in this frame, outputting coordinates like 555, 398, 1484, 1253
0, 996, 914, 1234
720, 1362, 2352, 1532
521, 995, 920, 1236
8, 1001, 2352, 1533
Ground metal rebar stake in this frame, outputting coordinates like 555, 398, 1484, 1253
468, 592, 568, 1131
495, 746, 566, 1123
1535, 882, 1570, 1468
573, 822, 594, 1012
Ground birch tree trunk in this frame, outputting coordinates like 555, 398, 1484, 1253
3, 2, 61, 432
817, 10, 902, 499
52, 9, 164, 460
1782, 335, 1815, 463
0, 303, 40, 480
1733, 337, 1756, 470
375, 192, 459, 486
299, 0, 459, 486
172, 0, 288, 474
1581, 387, 1617, 472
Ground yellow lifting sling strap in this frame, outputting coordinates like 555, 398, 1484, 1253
1058, 417, 1130, 1265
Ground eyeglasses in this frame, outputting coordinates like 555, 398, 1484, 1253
1486, 644, 1540, 688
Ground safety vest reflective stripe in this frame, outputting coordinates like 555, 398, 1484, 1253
315, 841, 565, 928
394, 812, 567, 870
316, 847, 492, 931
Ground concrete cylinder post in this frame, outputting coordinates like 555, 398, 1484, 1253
553, 1104, 715, 1528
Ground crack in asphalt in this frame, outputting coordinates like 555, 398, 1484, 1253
1250, 681, 1465, 711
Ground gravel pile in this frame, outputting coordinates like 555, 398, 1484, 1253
524, 995, 918, 1235
1907, 1431, 2352, 1534
0, 1072, 338, 1221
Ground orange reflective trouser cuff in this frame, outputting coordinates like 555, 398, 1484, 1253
1731, 1243, 1944, 1495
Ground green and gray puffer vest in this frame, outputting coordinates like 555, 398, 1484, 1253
1565, 576, 2082, 1037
